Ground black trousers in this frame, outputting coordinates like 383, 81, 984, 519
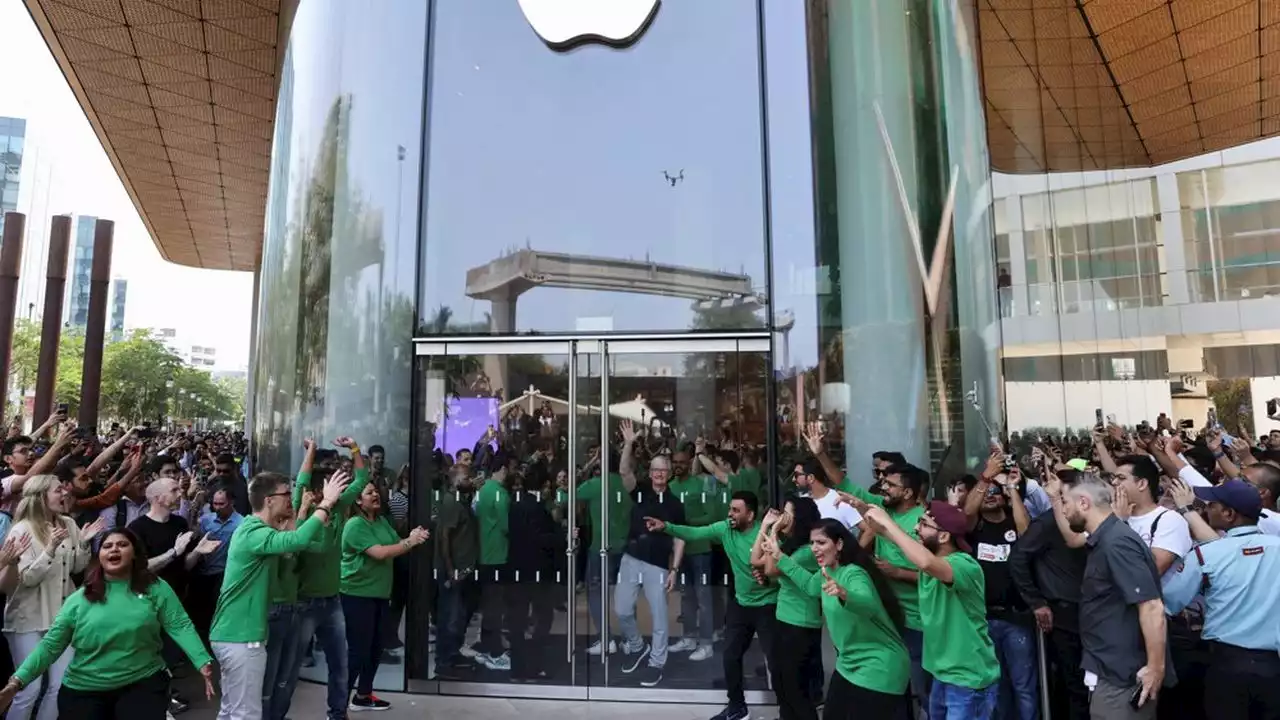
1203, 641, 1280, 720
823, 670, 908, 720
724, 599, 777, 707
505, 579, 555, 679
58, 669, 170, 720
771, 620, 821, 720
1047, 625, 1090, 720
341, 593, 387, 697
477, 564, 507, 657
185, 573, 223, 649
381, 555, 409, 649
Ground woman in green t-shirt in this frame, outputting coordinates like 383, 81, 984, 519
340, 484, 428, 711
0, 528, 214, 718
752, 496, 824, 720
763, 518, 910, 720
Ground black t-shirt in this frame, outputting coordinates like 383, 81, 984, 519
625, 488, 685, 570
967, 512, 1026, 618
128, 514, 192, 596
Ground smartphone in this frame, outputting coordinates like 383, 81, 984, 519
1269, 398, 1278, 417
56, 403, 68, 417
1207, 408, 1219, 428
1095, 408, 1104, 427
1129, 683, 1144, 710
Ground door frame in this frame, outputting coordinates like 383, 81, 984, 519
411, 332, 775, 705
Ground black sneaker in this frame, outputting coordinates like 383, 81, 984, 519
620, 643, 650, 673
638, 664, 663, 687
349, 694, 392, 712
168, 696, 189, 715
710, 704, 750, 720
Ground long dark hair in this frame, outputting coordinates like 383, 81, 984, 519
813, 518, 906, 633
83, 528, 157, 603
781, 496, 821, 556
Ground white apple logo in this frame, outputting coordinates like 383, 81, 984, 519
517, 0, 661, 49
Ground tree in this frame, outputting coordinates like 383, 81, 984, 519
100, 330, 183, 424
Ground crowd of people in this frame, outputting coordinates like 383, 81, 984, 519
0, 398, 1272, 720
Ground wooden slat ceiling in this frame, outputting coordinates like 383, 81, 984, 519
984, 0, 1280, 173
23, 0, 280, 271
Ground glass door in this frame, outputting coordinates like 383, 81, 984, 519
580, 337, 774, 703
410, 335, 773, 703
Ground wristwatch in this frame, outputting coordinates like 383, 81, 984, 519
1175, 505, 1193, 515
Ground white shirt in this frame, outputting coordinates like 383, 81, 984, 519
1260, 509, 1280, 537
807, 489, 862, 528
4, 516, 91, 633
1127, 506, 1193, 583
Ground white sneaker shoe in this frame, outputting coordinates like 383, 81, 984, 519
460, 643, 478, 659
586, 639, 617, 656
481, 652, 511, 671
669, 638, 698, 653
689, 645, 714, 662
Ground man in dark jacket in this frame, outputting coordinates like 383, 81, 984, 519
505, 473, 561, 682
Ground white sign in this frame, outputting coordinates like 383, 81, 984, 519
518, 0, 661, 49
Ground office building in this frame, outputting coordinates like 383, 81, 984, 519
26, 0, 1280, 706
109, 277, 127, 342
64, 215, 95, 328
0, 117, 24, 242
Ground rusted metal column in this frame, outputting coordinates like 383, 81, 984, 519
0, 213, 27, 408
33, 216, 71, 422
77, 219, 113, 429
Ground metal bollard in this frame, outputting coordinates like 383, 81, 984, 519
1037, 629, 1052, 720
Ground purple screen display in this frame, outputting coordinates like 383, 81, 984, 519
439, 396, 500, 458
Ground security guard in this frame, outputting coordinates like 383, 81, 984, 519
1164, 479, 1280, 720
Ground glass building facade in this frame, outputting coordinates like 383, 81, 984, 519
0, 117, 24, 242
65, 215, 96, 329
249, 0, 1000, 703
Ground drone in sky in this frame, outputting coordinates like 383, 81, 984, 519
662, 169, 684, 187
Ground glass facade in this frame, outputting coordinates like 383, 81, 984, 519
250, 0, 997, 702
0, 117, 25, 242
66, 215, 96, 328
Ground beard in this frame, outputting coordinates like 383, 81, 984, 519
1067, 514, 1087, 533
921, 535, 941, 553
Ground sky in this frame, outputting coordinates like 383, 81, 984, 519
0, 0, 254, 371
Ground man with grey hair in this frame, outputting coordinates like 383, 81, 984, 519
1058, 472, 1171, 719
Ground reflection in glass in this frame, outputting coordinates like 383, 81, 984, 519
418, 0, 767, 336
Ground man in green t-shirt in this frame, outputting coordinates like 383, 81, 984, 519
473, 450, 512, 670
862, 500, 1001, 719
580, 427, 638, 656
435, 464, 479, 674
669, 440, 718, 661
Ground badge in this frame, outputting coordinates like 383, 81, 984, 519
1004, 529, 1017, 543
1243, 547, 1264, 556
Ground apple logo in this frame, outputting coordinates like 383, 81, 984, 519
517, 0, 661, 50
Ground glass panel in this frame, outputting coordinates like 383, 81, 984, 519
419, 0, 768, 336
416, 347, 574, 687
594, 343, 769, 691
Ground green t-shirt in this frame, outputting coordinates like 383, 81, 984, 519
269, 553, 299, 605
577, 473, 631, 555
775, 545, 822, 629
210, 514, 325, 643
435, 491, 479, 575
475, 478, 510, 566
919, 552, 1000, 690
838, 477, 926, 629
670, 474, 719, 555
778, 555, 910, 696
15, 579, 213, 692
341, 514, 401, 599
666, 520, 777, 607
292, 467, 373, 599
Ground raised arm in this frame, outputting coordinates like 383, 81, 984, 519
802, 422, 847, 491
333, 437, 371, 511
650, 518, 726, 544
862, 506, 954, 584
618, 420, 639, 493
85, 427, 138, 478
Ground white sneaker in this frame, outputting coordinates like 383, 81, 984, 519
668, 638, 698, 653
481, 652, 511, 671
586, 639, 617, 656
689, 645, 714, 662
460, 644, 478, 658
712, 628, 725, 643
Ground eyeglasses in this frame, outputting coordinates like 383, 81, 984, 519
879, 479, 904, 489
872, 468, 887, 477
266, 491, 291, 499
917, 518, 942, 532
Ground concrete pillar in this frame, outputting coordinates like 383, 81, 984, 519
33, 216, 70, 422
1004, 195, 1030, 316
1156, 173, 1191, 305
77, 219, 113, 429
0, 213, 26, 409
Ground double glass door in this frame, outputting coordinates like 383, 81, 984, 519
410, 335, 774, 701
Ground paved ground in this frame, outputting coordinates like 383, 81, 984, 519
181, 679, 765, 719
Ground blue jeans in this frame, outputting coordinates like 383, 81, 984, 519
263, 602, 304, 720
930, 679, 999, 720
297, 596, 349, 720
988, 618, 1038, 720
679, 553, 714, 644
435, 575, 469, 665
586, 551, 621, 638
904, 627, 932, 714
615, 553, 669, 668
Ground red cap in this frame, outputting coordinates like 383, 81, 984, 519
927, 501, 972, 553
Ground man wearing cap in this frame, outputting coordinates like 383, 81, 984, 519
1164, 479, 1280, 720
863, 500, 1000, 719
